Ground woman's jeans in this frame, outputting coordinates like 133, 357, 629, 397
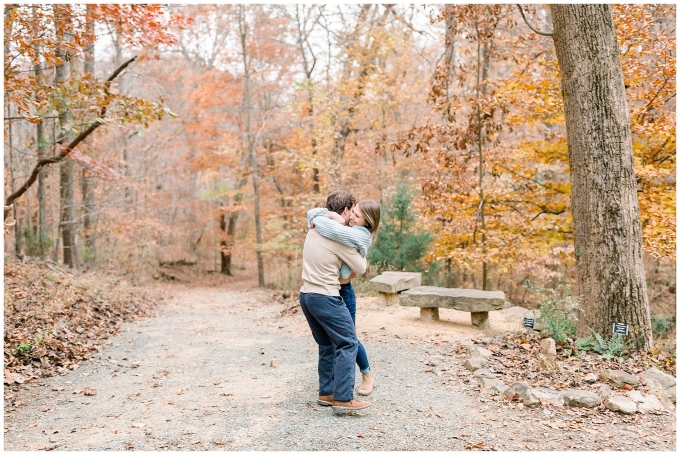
299, 292, 358, 401
340, 282, 371, 374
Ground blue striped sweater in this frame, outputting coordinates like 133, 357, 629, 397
306, 207, 372, 279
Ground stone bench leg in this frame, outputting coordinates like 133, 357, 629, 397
420, 307, 439, 321
377, 292, 400, 307
471, 311, 489, 329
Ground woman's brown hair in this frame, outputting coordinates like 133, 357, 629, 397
357, 200, 380, 241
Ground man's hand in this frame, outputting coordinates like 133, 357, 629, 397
348, 272, 358, 279
323, 211, 346, 225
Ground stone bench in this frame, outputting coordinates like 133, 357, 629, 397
399, 286, 510, 329
368, 272, 421, 306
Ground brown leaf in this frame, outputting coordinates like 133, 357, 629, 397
83, 387, 97, 396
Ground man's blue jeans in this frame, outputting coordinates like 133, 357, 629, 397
299, 292, 358, 401
340, 283, 370, 374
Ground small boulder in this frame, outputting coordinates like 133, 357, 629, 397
540, 338, 557, 357
533, 386, 565, 407
637, 394, 664, 414
561, 389, 601, 408
502, 381, 540, 408
583, 373, 598, 383
645, 379, 670, 405
480, 377, 507, 393
538, 354, 557, 372
640, 367, 675, 389
607, 395, 637, 415
489, 381, 508, 394
470, 346, 493, 358
627, 390, 645, 403
456, 339, 475, 349
601, 369, 640, 387
595, 383, 613, 405
472, 368, 496, 379
464, 357, 486, 372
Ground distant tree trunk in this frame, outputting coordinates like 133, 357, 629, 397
239, 5, 265, 288
35, 52, 48, 257
294, 5, 320, 193
551, 4, 652, 350
444, 9, 456, 120
55, 6, 78, 269
81, 6, 96, 260
6, 101, 21, 256
219, 204, 232, 276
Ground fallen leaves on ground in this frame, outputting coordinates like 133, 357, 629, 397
4, 259, 165, 398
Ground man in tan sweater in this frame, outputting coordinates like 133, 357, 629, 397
299, 191, 371, 413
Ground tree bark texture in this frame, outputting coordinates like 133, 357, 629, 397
551, 4, 652, 349
219, 206, 232, 276
55, 8, 78, 269
82, 6, 97, 259
239, 5, 265, 288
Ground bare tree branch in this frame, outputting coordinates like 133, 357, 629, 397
4, 56, 137, 217
517, 5, 553, 37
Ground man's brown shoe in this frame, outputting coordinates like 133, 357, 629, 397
332, 399, 371, 413
317, 395, 333, 407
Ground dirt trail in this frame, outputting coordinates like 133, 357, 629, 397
3, 283, 676, 451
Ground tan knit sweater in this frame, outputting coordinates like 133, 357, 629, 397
300, 228, 367, 296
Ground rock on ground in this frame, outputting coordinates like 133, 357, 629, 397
561, 389, 601, 408
533, 387, 565, 407
607, 396, 637, 415
469, 346, 492, 358
638, 394, 665, 414
464, 357, 486, 372
472, 369, 496, 380
502, 381, 540, 408
602, 369, 641, 387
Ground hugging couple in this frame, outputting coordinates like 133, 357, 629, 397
299, 190, 380, 413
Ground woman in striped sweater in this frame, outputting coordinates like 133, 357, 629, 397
307, 199, 381, 395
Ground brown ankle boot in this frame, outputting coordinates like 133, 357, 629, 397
317, 395, 333, 406
358, 372, 375, 396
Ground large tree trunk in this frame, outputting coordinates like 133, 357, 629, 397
81, 6, 97, 260
55, 6, 78, 269
239, 5, 265, 288
551, 4, 652, 350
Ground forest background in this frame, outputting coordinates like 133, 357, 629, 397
3, 4, 676, 327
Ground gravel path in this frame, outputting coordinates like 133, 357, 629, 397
4, 285, 676, 451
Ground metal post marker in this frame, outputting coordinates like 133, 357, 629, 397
523, 317, 535, 329
612, 322, 629, 335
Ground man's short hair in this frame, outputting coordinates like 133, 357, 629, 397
325, 190, 356, 215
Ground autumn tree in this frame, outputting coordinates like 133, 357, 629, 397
551, 4, 652, 349
4, 5, 180, 267
386, 5, 569, 296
